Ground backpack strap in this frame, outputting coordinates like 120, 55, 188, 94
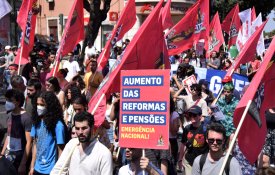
199, 153, 208, 172
225, 155, 233, 175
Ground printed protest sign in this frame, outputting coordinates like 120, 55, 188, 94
119, 69, 170, 149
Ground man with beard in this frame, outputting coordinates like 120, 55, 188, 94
50, 111, 113, 175
191, 122, 242, 175
25, 78, 42, 115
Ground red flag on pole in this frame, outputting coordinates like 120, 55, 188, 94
165, 0, 209, 55
88, 0, 170, 127
221, 4, 241, 48
50, 0, 84, 76
233, 36, 275, 164
14, 0, 39, 65
225, 20, 267, 78
161, 0, 173, 30
207, 12, 224, 57
97, 0, 136, 71
251, 6, 256, 21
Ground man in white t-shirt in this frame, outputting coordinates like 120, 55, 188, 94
63, 52, 80, 82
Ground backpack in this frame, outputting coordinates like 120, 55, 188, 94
199, 153, 233, 175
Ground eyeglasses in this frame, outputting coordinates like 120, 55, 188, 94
207, 138, 223, 145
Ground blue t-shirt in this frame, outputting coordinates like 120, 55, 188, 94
31, 120, 65, 174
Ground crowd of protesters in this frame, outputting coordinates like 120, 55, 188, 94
0, 39, 274, 175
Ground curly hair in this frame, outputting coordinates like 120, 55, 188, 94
72, 75, 86, 91
32, 91, 64, 135
64, 84, 82, 108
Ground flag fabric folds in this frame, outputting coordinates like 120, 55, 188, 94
14, 0, 38, 65
161, 0, 173, 30
236, 8, 252, 51
225, 20, 267, 77
97, 0, 136, 71
207, 12, 224, 56
88, 0, 170, 127
50, 0, 84, 76
251, 13, 265, 56
233, 36, 275, 164
221, 4, 241, 48
0, 0, 12, 19
165, 0, 209, 55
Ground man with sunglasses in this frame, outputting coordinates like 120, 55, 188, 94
191, 122, 242, 175
178, 106, 208, 175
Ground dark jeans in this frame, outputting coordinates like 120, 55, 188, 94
4, 149, 24, 171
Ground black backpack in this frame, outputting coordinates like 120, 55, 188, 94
199, 153, 233, 175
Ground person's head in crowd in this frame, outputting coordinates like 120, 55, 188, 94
190, 83, 202, 97
71, 126, 77, 138
11, 75, 26, 93
33, 91, 63, 134
5, 89, 25, 113
87, 53, 97, 62
27, 78, 42, 99
11, 46, 18, 56
256, 167, 275, 175
57, 68, 68, 80
125, 148, 142, 162
90, 60, 98, 73
8, 64, 19, 77
72, 75, 86, 91
5, 45, 11, 54
40, 58, 51, 72
46, 77, 61, 93
211, 51, 218, 59
64, 84, 82, 108
74, 111, 95, 143
223, 82, 234, 102
48, 51, 56, 63
72, 96, 87, 114
183, 57, 190, 64
176, 63, 186, 78
186, 105, 202, 128
206, 122, 226, 153
198, 79, 209, 92
224, 59, 232, 70
186, 64, 195, 77
68, 52, 74, 62
191, 51, 197, 59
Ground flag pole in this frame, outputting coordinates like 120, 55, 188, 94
142, 149, 145, 175
218, 100, 252, 175
91, 93, 105, 115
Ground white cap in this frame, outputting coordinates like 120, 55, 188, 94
5, 45, 11, 50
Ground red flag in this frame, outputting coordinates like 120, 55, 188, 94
97, 0, 136, 71
207, 12, 224, 57
225, 20, 267, 77
221, 4, 241, 48
161, 0, 173, 30
233, 36, 275, 164
50, 0, 84, 76
251, 6, 256, 21
14, 0, 38, 65
88, 0, 170, 127
165, 0, 209, 55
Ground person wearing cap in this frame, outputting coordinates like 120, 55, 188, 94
178, 106, 208, 175
4, 45, 14, 68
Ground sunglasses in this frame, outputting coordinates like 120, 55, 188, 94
207, 138, 223, 145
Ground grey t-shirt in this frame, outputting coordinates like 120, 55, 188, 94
191, 154, 242, 175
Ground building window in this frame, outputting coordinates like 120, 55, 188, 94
48, 19, 58, 42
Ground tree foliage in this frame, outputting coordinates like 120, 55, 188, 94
211, 0, 275, 21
